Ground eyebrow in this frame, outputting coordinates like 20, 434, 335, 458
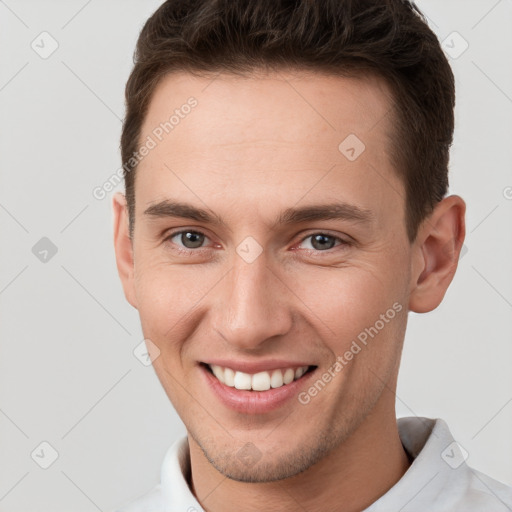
143, 199, 375, 229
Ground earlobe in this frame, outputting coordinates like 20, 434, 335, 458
112, 192, 138, 309
408, 195, 466, 313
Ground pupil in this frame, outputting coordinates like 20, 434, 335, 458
183, 232, 203, 248
312, 234, 334, 250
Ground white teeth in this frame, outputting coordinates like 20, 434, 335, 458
211, 365, 225, 384
234, 371, 252, 390
270, 369, 283, 388
224, 367, 235, 387
283, 368, 295, 385
208, 364, 310, 391
251, 371, 271, 391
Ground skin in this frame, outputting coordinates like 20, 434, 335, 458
113, 69, 466, 512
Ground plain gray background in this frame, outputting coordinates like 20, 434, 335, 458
0, 1, 511, 510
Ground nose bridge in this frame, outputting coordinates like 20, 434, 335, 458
213, 250, 292, 349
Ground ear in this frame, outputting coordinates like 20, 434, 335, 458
112, 192, 138, 309
408, 195, 466, 313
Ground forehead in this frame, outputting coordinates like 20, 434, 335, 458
142, 68, 394, 154
136, 69, 403, 230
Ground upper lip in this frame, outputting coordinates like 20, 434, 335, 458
201, 359, 315, 374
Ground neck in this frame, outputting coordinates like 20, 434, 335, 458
187, 401, 411, 512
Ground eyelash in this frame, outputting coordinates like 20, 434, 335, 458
163, 229, 352, 255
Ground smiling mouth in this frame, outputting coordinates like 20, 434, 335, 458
201, 363, 317, 391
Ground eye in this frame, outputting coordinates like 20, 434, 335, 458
163, 230, 351, 255
165, 230, 211, 251
297, 233, 350, 252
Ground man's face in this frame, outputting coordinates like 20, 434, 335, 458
122, 70, 415, 481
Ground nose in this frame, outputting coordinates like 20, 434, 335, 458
211, 251, 293, 351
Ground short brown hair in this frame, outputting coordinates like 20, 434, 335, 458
121, 0, 455, 242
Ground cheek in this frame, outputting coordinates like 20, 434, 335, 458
134, 252, 206, 313
296, 260, 405, 345
132, 258, 223, 350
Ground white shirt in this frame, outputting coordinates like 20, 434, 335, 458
114, 417, 512, 511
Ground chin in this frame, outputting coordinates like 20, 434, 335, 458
188, 423, 347, 483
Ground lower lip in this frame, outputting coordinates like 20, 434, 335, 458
200, 364, 317, 414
